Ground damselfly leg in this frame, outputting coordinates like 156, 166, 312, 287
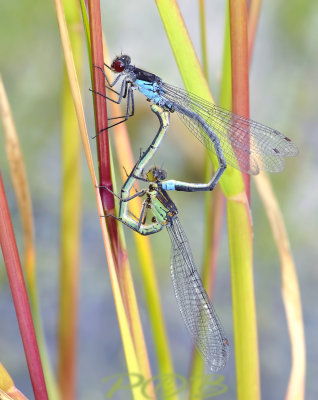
90, 65, 135, 134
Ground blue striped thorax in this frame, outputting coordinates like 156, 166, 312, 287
135, 80, 174, 111
135, 80, 162, 103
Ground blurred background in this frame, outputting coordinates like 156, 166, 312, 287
0, 0, 317, 399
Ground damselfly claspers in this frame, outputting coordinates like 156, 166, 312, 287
101, 105, 230, 371
94, 54, 298, 193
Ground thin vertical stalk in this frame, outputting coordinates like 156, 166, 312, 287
0, 174, 48, 400
199, 0, 208, 79
255, 174, 305, 400
247, 5, 305, 396
57, 0, 83, 398
247, 1, 306, 397
219, 2, 232, 110
0, 75, 59, 400
88, 0, 122, 268
227, 199, 258, 400
229, 0, 250, 199
228, 1, 260, 399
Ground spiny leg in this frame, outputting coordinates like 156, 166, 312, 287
93, 64, 122, 88
103, 86, 135, 128
97, 185, 146, 202
90, 84, 135, 137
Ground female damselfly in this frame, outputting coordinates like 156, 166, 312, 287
101, 105, 230, 371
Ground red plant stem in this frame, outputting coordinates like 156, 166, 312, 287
247, 0, 262, 64
206, 0, 261, 303
229, 0, 250, 201
206, 186, 225, 295
87, 0, 121, 266
0, 173, 48, 400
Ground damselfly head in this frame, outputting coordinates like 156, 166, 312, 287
147, 167, 167, 182
111, 55, 131, 72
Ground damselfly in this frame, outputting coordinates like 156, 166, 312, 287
94, 54, 298, 193
101, 105, 230, 371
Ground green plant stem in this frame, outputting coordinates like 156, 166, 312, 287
57, 1, 83, 398
228, 1, 260, 399
199, 0, 208, 79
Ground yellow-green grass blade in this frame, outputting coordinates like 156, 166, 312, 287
58, 0, 83, 398
0, 75, 60, 400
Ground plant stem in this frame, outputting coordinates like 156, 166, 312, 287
87, 0, 122, 268
229, 0, 250, 199
0, 173, 48, 400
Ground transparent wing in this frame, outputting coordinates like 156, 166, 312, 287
166, 217, 230, 371
162, 82, 298, 174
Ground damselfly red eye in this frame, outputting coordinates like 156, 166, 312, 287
111, 59, 125, 72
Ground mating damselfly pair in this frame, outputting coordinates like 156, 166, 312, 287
94, 55, 298, 371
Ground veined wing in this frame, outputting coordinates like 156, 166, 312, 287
166, 217, 229, 371
162, 82, 298, 174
